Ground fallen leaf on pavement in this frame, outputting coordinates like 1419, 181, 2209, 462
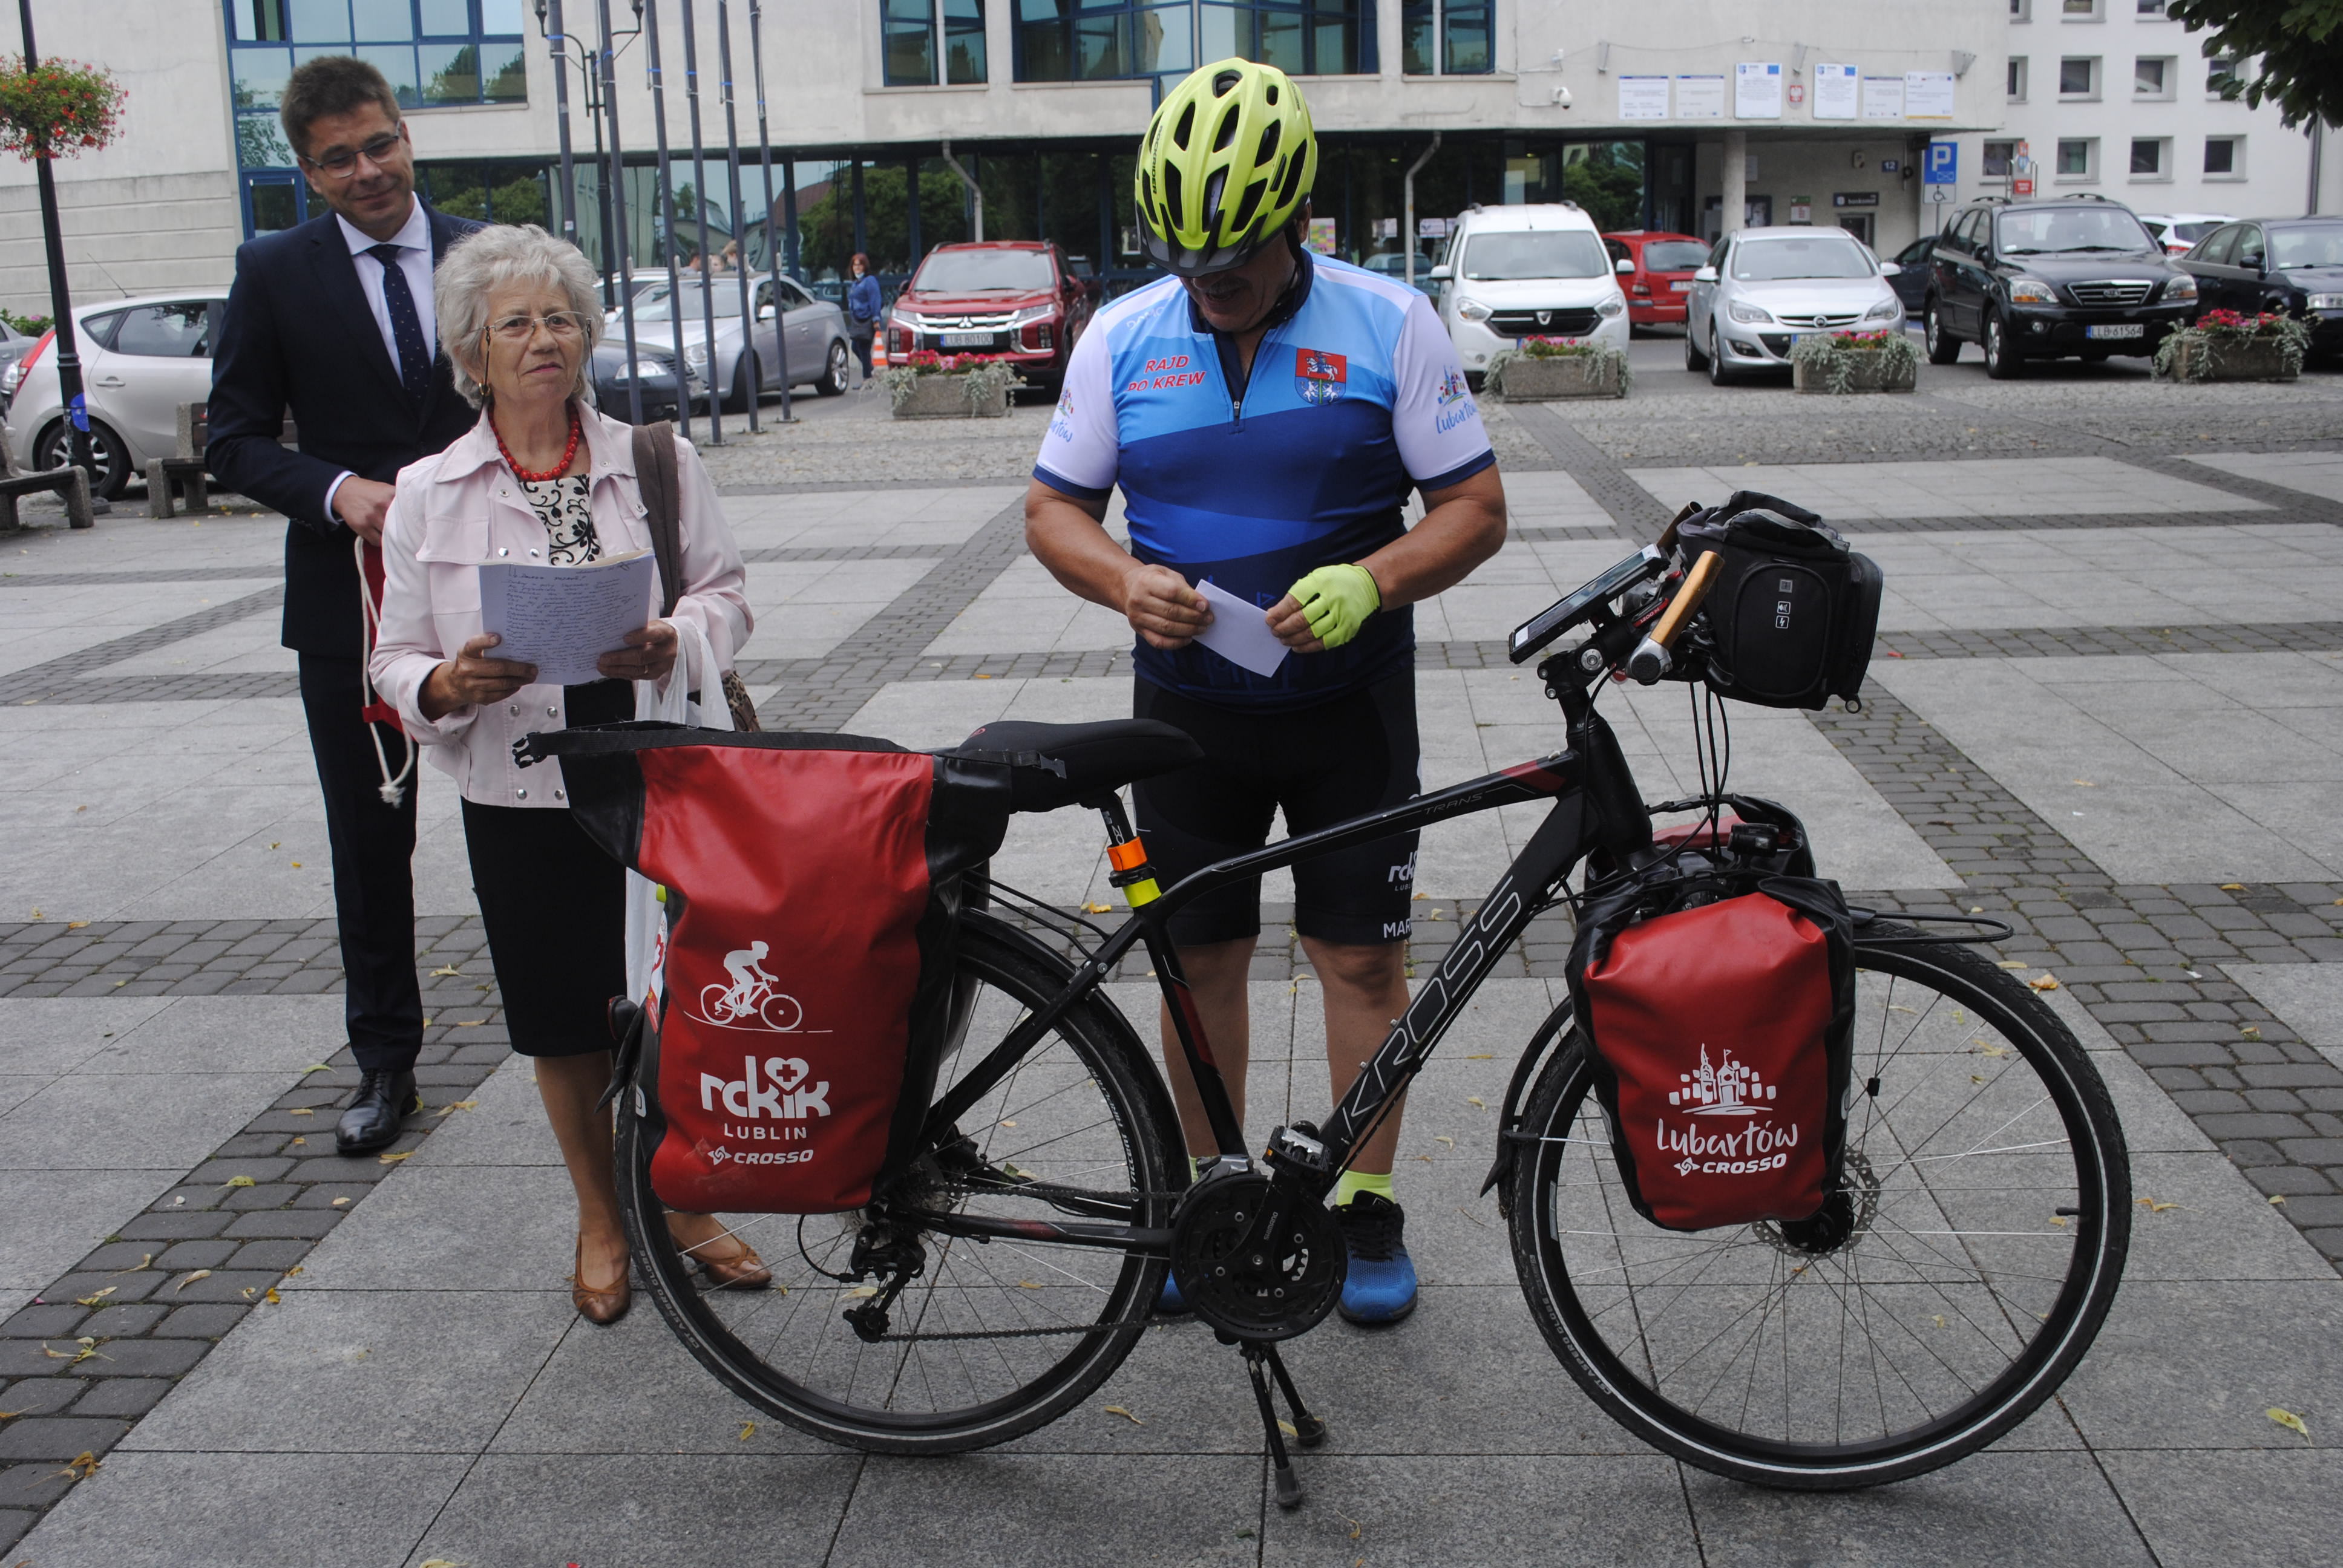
847, 1285, 878, 1298
1463, 1053, 1493, 1059
107, 1254, 152, 1276
430, 965, 462, 976
378, 1150, 413, 1165
419, 1560, 466, 1567
2220, 883, 2246, 892
286, 1266, 303, 1276
1466, 1096, 1486, 1108
1082, 903, 1112, 914
301, 1063, 330, 1073
174, 1270, 212, 1293
739, 1423, 755, 1440
65, 920, 87, 930
332, 1197, 352, 1206
2270, 1194, 2287, 1206
2047, 1215, 2068, 1228
2267, 1407, 2312, 1442
241, 1287, 256, 1299
2028, 974, 2060, 991
1433, 1135, 1455, 1148
436, 1100, 477, 1116
1102, 1404, 1144, 1425
74, 1287, 116, 1307
263, 1288, 281, 1304
287, 1107, 313, 1116
1277, 1419, 1298, 1437
223, 1175, 256, 1188
1996, 960, 2028, 969
1017, 1280, 1042, 1289
2139, 1198, 2177, 1213
61, 1451, 100, 1480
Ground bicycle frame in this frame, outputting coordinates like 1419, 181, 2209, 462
907, 668, 1656, 1256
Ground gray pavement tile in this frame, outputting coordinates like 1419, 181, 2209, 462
834, 1452, 1265, 1568
2122, 1151, 2339, 1281
2100, 1448, 2343, 1564
0, 1169, 179, 1293
74, 995, 347, 1074
405, 1452, 863, 1568
0, 996, 172, 1078
291, 1163, 577, 1292
1685, 1449, 2155, 1566
2224, 961, 2343, 1071
2057, 1278, 2343, 1451
407, 1052, 561, 1167
15, 1451, 469, 1568
122, 1289, 575, 1454
1259, 1454, 1698, 1567
0, 1070, 294, 1171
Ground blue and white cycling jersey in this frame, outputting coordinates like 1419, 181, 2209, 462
1034, 250, 1495, 711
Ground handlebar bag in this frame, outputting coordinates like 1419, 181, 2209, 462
1567, 869, 1855, 1232
1674, 491, 1882, 711
518, 723, 1012, 1214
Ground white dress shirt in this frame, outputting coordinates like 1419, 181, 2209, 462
325, 195, 436, 526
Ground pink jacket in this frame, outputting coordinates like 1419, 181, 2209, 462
370, 404, 751, 808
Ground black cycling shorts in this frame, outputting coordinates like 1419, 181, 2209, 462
1133, 674, 1420, 949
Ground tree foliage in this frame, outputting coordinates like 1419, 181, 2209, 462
2164, 0, 2343, 128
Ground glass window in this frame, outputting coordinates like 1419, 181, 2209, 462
248, 180, 303, 233
911, 247, 1058, 292
287, 0, 352, 44
1022, 1, 1186, 82
2129, 137, 2162, 174
357, 44, 422, 106
1984, 139, 2017, 177
1729, 235, 1876, 281
2059, 57, 2094, 94
2134, 57, 2165, 93
2235, 224, 2265, 266
885, 0, 939, 85
2056, 137, 2092, 175
419, 42, 479, 102
2207, 57, 2235, 92
944, 0, 987, 83
1443, 1, 1491, 73
232, 1, 290, 41
2191, 224, 2238, 265
2008, 57, 2027, 98
2137, 0, 2165, 12
2204, 136, 2240, 174
110, 302, 215, 359
1461, 229, 1610, 281
1642, 240, 1709, 270
1996, 204, 2155, 253
2060, 0, 2096, 13
350, 0, 411, 39
2011, 0, 2030, 15
1401, 0, 1432, 73
1194, 2, 1365, 76
417, 0, 468, 34
2272, 224, 2343, 268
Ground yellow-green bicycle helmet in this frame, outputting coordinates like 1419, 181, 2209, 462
1134, 58, 1318, 277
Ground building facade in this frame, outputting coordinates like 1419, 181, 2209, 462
5, 0, 2328, 319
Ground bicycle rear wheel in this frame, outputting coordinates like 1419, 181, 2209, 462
616, 913, 1181, 1454
1507, 927, 2130, 1489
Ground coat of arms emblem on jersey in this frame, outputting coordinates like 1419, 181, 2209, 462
1294, 347, 1347, 404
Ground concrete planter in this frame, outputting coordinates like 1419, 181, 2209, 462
2165, 337, 2298, 384
891, 373, 1012, 418
1792, 351, 1916, 394
1493, 354, 1625, 400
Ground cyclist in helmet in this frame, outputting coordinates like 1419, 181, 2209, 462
1027, 58, 1507, 1325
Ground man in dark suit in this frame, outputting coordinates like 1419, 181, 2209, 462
209, 57, 485, 1153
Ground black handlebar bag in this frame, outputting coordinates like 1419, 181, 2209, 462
1568, 866, 1856, 1232
520, 724, 1012, 1215
1674, 491, 1883, 711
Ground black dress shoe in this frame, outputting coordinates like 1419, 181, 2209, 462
336, 1068, 421, 1154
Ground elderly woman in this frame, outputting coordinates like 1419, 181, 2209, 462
372, 224, 764, 1324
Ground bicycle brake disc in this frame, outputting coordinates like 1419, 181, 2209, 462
1170, 1169, 1345, 1341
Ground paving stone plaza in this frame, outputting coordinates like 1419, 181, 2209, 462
3, 340, 2343, 1566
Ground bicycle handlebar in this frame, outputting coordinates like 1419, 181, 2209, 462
1626, 550, 1723, 685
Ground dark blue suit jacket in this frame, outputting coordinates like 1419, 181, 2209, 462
208, 204, 485, 655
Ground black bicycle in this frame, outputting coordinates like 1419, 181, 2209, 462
611, 528, 2131, 1497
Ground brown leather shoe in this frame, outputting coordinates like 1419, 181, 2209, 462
669, 1220, 772, 1290
571, 1238, 631, 1324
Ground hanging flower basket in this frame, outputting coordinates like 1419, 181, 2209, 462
1483, 338, 1630, 400
1790, 330, 1918, 394
0, 57, 125, 161
882, 350, 1019, 418
2153, 310, 2307, 384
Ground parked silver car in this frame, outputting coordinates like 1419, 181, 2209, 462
1683, 228, 1906, 384
2, 291, 227, 497
616, 275, 852, 409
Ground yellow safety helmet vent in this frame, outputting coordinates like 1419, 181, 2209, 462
1134, 59, 1317, 278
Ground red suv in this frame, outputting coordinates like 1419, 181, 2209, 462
1602, 230, 1712, 329
885, 240, 1096, 391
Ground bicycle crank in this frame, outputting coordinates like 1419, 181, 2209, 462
1169, 1165, 1345, 1341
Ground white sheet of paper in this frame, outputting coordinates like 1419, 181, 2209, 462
1193, 578, 1290, 679
478, 549, 657, 687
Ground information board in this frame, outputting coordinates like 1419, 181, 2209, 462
1676, 74, 1726, 119
1735, 62, 1784, 119
1905, 71, 1957, 119
1812, 62, 1859, 120
1617, 75, 1670, 119
1861, 76, 1905, 119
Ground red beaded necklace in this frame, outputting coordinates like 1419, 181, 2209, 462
491, 405, 582, 483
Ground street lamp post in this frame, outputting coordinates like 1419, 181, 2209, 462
15, 0, 100, 509
598, 0, 647, 425
642, 0, 693, 442
538, 0, 636, 310
678, 0, 723, 443
748, 0, 793, 423
716, 0, 779, 430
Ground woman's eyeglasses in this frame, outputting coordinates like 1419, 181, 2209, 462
304, 129, 406, 178
486, 312, 589, 342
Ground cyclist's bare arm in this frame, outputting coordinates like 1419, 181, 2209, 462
1265, 466, 1507, 652
1026, 479, 1211, 651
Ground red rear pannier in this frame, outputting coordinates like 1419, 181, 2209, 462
523, 726, 1011, 1214
1568, 877, 1855, 1232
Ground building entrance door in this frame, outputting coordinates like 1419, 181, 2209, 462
242, 174, 306, 237
1838, 212, 1875, 247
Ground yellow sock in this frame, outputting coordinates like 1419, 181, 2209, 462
1333, 1169, 1395, 1208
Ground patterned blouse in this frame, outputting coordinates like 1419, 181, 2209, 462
518, 473, 601, 564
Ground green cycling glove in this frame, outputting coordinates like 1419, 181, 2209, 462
1287, 562, 1383, 650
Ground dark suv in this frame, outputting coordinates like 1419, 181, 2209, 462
1922, 197, 2198, 377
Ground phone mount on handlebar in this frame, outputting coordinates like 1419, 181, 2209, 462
1506, 543, 1666, 665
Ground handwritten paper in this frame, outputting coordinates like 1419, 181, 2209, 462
479, 550, 657, 687
1194, 578, 1289, 679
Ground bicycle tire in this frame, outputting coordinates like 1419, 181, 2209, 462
1506, 926, 2131, 1489
617, 913, 1181, 1454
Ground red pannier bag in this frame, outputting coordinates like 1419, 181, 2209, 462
520, 725, 1011, 1214
1567, 871, 1855, 1232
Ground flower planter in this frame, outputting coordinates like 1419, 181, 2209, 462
2162, 338, 2298, 384
1491, 353, 1625, 400
891, 372, 1012, 418
1792, 353, 1916, 394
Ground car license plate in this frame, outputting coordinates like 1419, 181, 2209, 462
2086, 323, 2143, 340
941, 332, 993, 347
1670, 281, 1692, 293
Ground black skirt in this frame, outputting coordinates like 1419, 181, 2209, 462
459, 680, 632, 1057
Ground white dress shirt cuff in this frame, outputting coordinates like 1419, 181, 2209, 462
323, 470, 356, 528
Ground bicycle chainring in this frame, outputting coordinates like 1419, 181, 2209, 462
1169, 1169, 1345, 1341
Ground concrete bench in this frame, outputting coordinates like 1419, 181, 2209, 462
153, 403, 300, 518
0, 462, 94, 530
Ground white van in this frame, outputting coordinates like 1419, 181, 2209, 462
1429, 203, 1631, 380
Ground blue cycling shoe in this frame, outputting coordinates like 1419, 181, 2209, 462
1335, 1192, 1418, 1325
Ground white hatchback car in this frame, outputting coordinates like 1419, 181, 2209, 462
2, 291, 228, 498
1684, 227, 1907, 384
1429, 203, 1630, 380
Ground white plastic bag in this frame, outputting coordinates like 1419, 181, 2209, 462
623, 618, 731, 1008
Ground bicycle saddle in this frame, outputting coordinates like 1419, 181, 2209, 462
943, 719, 1203, 813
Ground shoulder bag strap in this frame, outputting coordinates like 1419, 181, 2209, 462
631, 420, 684, 619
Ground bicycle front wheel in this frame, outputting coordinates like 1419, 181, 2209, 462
617, 913, 1182, 1454
1507, 927, 2131, 1489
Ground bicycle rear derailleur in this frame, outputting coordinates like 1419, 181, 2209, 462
1169, 1138, 1346, 1342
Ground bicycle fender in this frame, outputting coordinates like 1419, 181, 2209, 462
1481, 993, 1578, 1210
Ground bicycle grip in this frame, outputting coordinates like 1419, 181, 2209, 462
1626, 550, 1723, 685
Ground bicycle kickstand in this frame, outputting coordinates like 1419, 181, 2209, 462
1242, 1341, 1327, 1511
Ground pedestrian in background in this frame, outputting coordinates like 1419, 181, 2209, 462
208, 57, 484, 1155
370, 224, 761, 1322
846, 252, 882, 384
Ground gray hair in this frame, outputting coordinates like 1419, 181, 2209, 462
434, 224, 604, 408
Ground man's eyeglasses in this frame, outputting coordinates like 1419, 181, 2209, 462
485, 312, 589, 342
304, 129, 406, 178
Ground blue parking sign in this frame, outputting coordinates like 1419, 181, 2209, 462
1923, 142, 1958, 185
